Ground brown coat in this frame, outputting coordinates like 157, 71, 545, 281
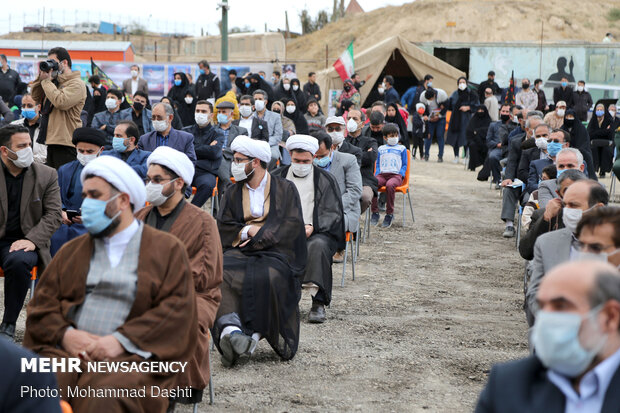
135, 202, 223, 390
0, 161, 62, 270
31, 70, 86, 147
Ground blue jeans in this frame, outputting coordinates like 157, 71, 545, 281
191, 171, 217, 208
425, 118, 446, 158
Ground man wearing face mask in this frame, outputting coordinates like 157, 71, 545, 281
477, 70, 501, 103
543, 101, 567, 130
476, 260, 620, 412
515, 78, 537, 111
572, 80, 593, 122
91, 89, 124, 147
252, 89, 283, 168
526, 130, 573, 194
136, 147, 222, 402
325, 116, 362, 166
121, 64, 148, 97
553, 76, 574, 108
412, 74, 434, 107
575, 206, 620, 268
195, 60, 220, 101
31, 47, 86, 169
119, 91, 152, 136
233, 95, 269, 142
346, 109, 378, 213
0, 125, 61, 339
50, 128, 106, 257
382, 75, 400, 106
215, 101, 248, 185
214, 135, 307, 367
24, 155, 198, 412
272, 135, 344, 323
486, 104, 519, 187
183, 100, 224, 207
102, 120, 150, 179
526, 180, 609, 320
11, 93, 47, 164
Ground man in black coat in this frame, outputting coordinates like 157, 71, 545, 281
303, 72, 321, 102
477, 70, 502, 103
346, 108, 378, 213
553, 77, 574, 107
475, 260, 620, 413
195, 60, 220, 101
0, 54, 21, 104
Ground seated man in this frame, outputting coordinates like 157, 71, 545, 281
526, 180, 608, 322
346, 108, 378, 213
370, 123, 408, 229
24, 156, 197, 412
486, 104, 518, 187
233, 95, 269, 142
138, 102, 196, 163
50, 127, 107, 256
0, 125, 61, 339
476, 260, 620, 413
272, 135, 345, 324
575, 206, 620, 267
324, 116, 362, 166
91, 88, 124, 147
526, 130, 572, 194
215, 100, 248, 185
183, 100, 224, 207
119, 91, 153, 136
136, 147, 223, 403
214, 136, 307, 367
102, 120, 150, 179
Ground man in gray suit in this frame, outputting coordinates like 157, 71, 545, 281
252, 89, 283, 168
537, 148, 586, 210
526, 180, 609, 323
312, 130, 362, 235
477, 260, 620, 413
0, 125, 62, 339
121, 64, 149, 96
216, 101, 248, 184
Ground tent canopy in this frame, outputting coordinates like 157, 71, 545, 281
318, 35, 465, 110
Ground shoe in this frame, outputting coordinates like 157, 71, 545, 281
381, 214, 393, 228
219, 331, 256, 367
0, 323, 16, 340
308, 302, 326, 323
452, 158, 459, 164
502, 226, 516, 238
333, 250, 344, 263
495, 183, 502, 190
424, 155, 429, 162
438, 157, 443, 163
600, 173, 606, 179
370, 212, 380, 226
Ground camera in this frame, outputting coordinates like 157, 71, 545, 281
39, 59, 59, 72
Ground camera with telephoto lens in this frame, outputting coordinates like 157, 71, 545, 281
39, 59, 59, 72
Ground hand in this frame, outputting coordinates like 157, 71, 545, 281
61, 210, 72, 226
336, 102, 341, 108
86, 335, 125, 361
72, 216, 82, 225
38, 70, 51, 81
460, 105, 470, 112
496, 143, 502, 148
367, 147, 373, 152
543, 198, 562, 222
305, 225, 314, 238
210, 140, 218, 146
99, 125, 106, 130
239, 239, 251, 248
10, 239, 35, 252
61, 329, 99, 358
247, 226, 260, 238
501, 179, 513, 187
94, 90, 101, 96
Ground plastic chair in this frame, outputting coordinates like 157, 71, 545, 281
210, 177, 220, 215
377, 150, 415, 227
60, 400, 73, 413
515, 206, 523, 249
0, 266, 38, 300
340, 231, 356, 287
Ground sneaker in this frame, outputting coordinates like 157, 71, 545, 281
437, 157, 443, 163
502, 226, 516, 238
424, 155, 429, 162
494, 183, 502, 190
370, 212, 380, 226
381, 214, 394, 228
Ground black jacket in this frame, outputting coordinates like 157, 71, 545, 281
572, 91, 593, 122
303, 81, 321, 101
183, 123, 224, 175
232, 117, 269, 142
517, 147, 541, 185
553, 86, 573, 107
0, 67, 20, 104
477, 79, 501, 102
195, 71, 220, 101
348, 133, 378, 193
504, 132, 527, 180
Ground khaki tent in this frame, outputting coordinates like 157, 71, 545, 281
318, 35, 465, 110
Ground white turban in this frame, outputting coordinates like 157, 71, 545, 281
415, 103, 425, 112
81, 155, 146, 208
230, 135, 272, 163
286, 134, 319, 155
325, 115, 345, 126
147, 146, 195, 186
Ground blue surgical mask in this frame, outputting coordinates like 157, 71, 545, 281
561, 81, 568, 87
259, 75, 264, 79
245, 82, 251, 89
427, 82, 433, 87
596, 110, 604, 117
547, 141, 563, 157
531, 305, 607, 378
217, 113, 229, 124
22, 109, 36, 120
557, 168, 566, 177
112, 137, 128, 152
81, 194, 121, 235
174, 79, 182, 86
199, 69, 205, 75
313, 154, 332, 168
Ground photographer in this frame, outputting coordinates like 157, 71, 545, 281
31, 47, 86, 169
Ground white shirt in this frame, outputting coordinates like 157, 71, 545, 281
104, 219, 139, 267
239, 117, 253, 138
131, 79, 139, 96
548, 347, 620, 413
286, 167, 315, 225
240, 173, 268, 241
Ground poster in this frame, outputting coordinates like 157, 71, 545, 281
15, 62, 36, 84
282, 64, 296, 79
72, 63, 93, 83
219, 65, 251, 91
327, 89, 341, 117
143, 64, 166, 97
167, 65, 192, 90
100, 63, 131, 89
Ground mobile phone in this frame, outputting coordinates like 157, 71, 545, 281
66, 210, 80, 220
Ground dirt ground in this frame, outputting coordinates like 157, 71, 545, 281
7, 144, 530, 412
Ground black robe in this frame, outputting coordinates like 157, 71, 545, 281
272, 166, 345, 306
587, 113, 615, 174
562, 111, 596, 179
466, 105, 492, 171
283, 99, 309, 135
214, 174, 307, 360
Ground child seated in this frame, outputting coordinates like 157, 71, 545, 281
370, 123, 408, 228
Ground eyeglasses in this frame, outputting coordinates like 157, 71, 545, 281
233, 157, 254, 164
144, 177, 174, 185
572, 237, 617, 254
326, 126, 343, 132
546, 138, 562, 143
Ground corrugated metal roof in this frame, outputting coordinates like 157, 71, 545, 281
0, 40, 132, 52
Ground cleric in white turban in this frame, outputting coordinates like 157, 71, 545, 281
230, 135, 272, 164
147, 146, 195, 187
286, 134, 319, 155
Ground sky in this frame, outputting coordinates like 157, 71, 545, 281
1, 0, 414, 37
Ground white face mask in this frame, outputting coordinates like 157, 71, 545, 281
609, 110, 616, 118
535, 137, 548, 150
231, 161, 253, 182
254, 100, 266, 112
195, 113, 210, 126
458, 83, 467, 91
291, 163, 312, 178
145, 180, 176, 206
131, 70, 138, 78
328, 131, 345, 146
347, 118, 358, 133
283, 83, 291, 91
562, 207, 585, 233
105, 98, 117, 110
77, 150, 99, 166
7, 147, 34, 168
378, 87, 385, 94
184, 97, 193, 104
557, 109, 565, 117
577, 85, 584, 92
292, 84, 299, 91
239, 105, 253, 118
286, 105, 296, 114
153, 120, 169, 132
387, 137, 399, 146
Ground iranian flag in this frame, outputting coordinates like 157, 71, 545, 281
333, 42, 355, 82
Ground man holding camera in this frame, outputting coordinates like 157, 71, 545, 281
31, 47, 86, 170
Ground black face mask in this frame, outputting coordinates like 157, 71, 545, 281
370, 129, 382, 137
564, 118, 574, 127
133, 102, 144, 112
500, 114, 510, 122
476, 111, 486, 118
522, 83, 529, 89
273, 109, 281, 114
344, 85, 351, 92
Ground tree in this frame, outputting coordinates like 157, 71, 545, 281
299, 6, 339, 34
